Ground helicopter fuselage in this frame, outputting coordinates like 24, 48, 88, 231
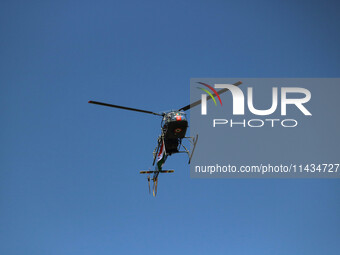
161, 111, 188, 154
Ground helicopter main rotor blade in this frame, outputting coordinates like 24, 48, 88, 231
88, 100, 163, 116
178, 81, 242, 111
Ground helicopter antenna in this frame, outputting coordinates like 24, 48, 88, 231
88, 100, 164, 116
178, 81, 242, 111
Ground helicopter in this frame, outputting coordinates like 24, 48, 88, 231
88, 81, 242, 196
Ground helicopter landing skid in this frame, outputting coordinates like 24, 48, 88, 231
182, 134, 198, 164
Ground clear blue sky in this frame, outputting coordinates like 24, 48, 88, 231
1, 0, 339, 254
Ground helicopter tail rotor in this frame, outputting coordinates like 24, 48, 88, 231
153, 177, 158, 197
147, 176, 151, 194
140, 170, 174, 196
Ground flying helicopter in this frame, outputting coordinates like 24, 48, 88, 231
88, 81, 242, 196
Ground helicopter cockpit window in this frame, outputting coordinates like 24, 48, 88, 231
163, 112, 186, 123
172, 112, 186, 121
